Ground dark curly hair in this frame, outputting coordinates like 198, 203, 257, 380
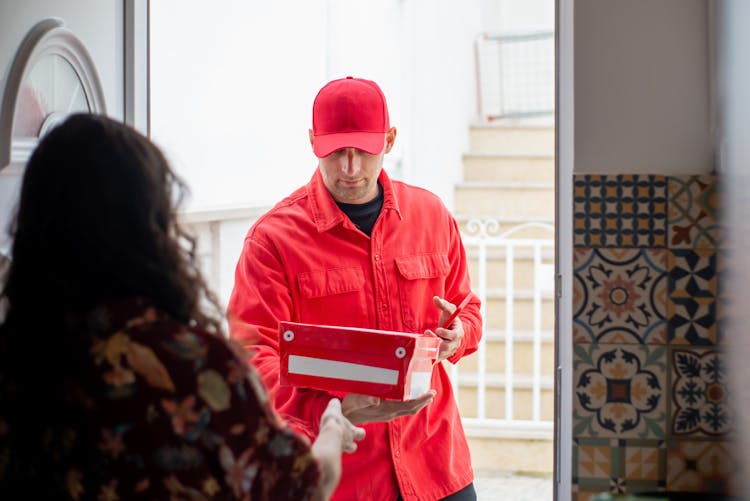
1, 113, 223, 332
0, 114, 230, 496
0, 113, 225, 404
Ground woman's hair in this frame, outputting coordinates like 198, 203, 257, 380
0, 113, 226, 493
1, 112, 223, 335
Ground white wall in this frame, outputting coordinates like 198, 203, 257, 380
407, 1, 483, 207
150, 0, 511, 213
0, 0, 125, 254
149, 0, 328, 210
0, 0, 552, 264
574, 0, 712, 174
486, 0, 554, 33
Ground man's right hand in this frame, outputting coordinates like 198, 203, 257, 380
341, 390, 436, 425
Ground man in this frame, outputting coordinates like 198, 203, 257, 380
228, 76, 482, 501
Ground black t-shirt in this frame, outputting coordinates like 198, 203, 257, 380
336, 182, 384, 236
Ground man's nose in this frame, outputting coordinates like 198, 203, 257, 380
342, 148, 360, 173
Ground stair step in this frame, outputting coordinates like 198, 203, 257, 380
466, 243, 551, 253
458, 181, 554, 190
457, 350, 556, 377
469, 124, 554, 155
455, 183, 555, 218
480, 301, 555, 331
466, 252, 555, 269
456, 372, 554, 389
463, 153, 554, 183
457, 386, 555, 423
483, 329, 555, 342
466, 436, 553, 473
482, 288, 555, 300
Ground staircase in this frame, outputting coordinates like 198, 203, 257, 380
457, 121, 555, 221
454, 120, 555, 475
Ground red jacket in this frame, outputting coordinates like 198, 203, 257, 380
227, 169, 482, 501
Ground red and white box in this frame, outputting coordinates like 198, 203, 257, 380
279, 321, 441, 400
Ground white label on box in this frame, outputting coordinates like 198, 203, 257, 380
409, 371, 433, 398
288, 355, 399, 385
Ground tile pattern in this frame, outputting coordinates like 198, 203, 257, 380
574, 344, 667, 438
572, 175, 726, 499
668, 176, 719, 249
668, 249, 718, 345
572, 484, 610, 501
573, 437, 666, 499
574, 249, 668, 344
670, 348, 731, 437
574, 175, 668, 248
715, 248, 733, 346
666, 440, 735, 494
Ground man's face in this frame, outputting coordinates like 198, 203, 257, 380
312, 128, 396, 204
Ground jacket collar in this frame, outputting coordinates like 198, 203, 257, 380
308, 168, 402, 233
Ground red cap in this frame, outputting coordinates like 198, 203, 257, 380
311, 76, 390, 158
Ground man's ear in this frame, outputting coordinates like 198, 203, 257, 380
309, 129, 315, 151
384, 127, 397, 153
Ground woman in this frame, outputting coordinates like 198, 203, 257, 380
0, 113, 364, 500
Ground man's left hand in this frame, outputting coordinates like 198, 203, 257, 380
426, 295, 465, 362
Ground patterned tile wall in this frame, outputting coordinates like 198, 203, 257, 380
572, 175, 732, 501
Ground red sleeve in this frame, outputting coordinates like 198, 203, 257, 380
444, 215, 483, 364
227, 233, 333, 442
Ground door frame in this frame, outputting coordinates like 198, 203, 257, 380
554, 0, 574, 499
124, 0, 149, 136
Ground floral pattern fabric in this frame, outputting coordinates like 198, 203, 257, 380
0, 299, 319, 500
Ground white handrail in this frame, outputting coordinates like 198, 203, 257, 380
505, 244, 515, 421
477, 237, 488, 419
532, 243, 542, 422
460, 219, 555, 434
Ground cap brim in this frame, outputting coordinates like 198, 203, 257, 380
313, 131, 386, 158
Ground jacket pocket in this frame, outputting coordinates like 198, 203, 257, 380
394, 253, 450, 332
296, 266, 367, 325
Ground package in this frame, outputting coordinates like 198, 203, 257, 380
278, 321, 441, 400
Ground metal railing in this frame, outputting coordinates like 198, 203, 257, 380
474, 31, 555, 121
183, 211, 555, 438
454, 219, 555, 438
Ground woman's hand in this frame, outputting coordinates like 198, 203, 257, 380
311, 398, 366, 500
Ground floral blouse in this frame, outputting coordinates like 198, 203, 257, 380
0, 299, 320, 500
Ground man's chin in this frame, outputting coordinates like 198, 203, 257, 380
335, 189, 368, 204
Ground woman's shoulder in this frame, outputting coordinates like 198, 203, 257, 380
85, 298, 242, 389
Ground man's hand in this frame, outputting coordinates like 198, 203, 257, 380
426, 295, 465, 362
341, 390, 436, 425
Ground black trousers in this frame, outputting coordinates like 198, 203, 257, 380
396, 482, 477, 501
